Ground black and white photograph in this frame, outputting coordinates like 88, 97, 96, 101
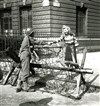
0, 0, 100, 106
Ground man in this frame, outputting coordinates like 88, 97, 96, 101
16, 30, 37, 92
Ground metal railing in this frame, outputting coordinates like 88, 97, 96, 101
0, 36, 23, 51
0, 33, 100, 54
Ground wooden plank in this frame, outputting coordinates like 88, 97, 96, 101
88, 26, 100, 30
33, 20, 50, 24
3, 66, 15, 85
31, 63, 93, 74
88, 20, 100, 24
80, 48, 87, 68
12, 68, 20, 86
60, 0, 76, 6
88, 1, 100, 9
32, 24, 50, 28
51, 19, 75, 24
51, 6, 76, 13
88, 30, 100, 34
88, 8, 100, 13
32, 11, 50, 16
32, 0, 42, 3
88, 16, 100, 20
85, 74, 100, 87
88, 12, 100, 17
51, 23, 75, 28
88, 23, 100, 27
32, 7, 50, 12
32, 28, 51, 33
92, 0, 100, 3
50, 25, 76, 32
88, 27, 100, 31
33, 15, 50, 20
51, 11, 76, 17
51, 15, 76, 21
32, 2, 43, 8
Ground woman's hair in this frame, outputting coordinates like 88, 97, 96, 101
62, 25, 71, 34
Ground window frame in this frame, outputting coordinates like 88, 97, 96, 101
0, 9, 12, 36
76, 6, 88, 37
19, 6, 32, 35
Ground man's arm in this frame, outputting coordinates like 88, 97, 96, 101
19, 36, 29, 56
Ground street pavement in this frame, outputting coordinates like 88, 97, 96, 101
0, 51, 100, 106
0, 84, 100, 106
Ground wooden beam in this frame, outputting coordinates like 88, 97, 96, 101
30, 63, 93, 74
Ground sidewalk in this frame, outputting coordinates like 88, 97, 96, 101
0, 85, 100, 106
77, 52, 100, 87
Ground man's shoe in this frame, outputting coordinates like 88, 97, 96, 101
28, 88, 36, 92
16, 87, 22, 92
23, 88, 36, 92
22, 87, 29, 92
16, 80, 22, 93
23, 81, 29, 92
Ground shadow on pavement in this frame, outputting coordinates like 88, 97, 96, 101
19, 97, 52, 106
29, 74, 54, 90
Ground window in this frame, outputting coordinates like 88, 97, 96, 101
0, 9, 12, 36
76, 6, 87, 37
20, 6, 32, 35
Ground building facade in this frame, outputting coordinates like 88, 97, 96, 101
0, 0, 100, 49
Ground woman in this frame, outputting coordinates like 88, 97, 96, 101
50, 25, 80, 98
56, 25, 79, 64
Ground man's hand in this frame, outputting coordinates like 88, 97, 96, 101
31, 51, 40, 63
30, 53, 35, 63
18, 53, 21, 57
48, 42, 53, 45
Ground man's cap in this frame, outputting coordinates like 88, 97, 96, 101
28, 30, 35, 37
